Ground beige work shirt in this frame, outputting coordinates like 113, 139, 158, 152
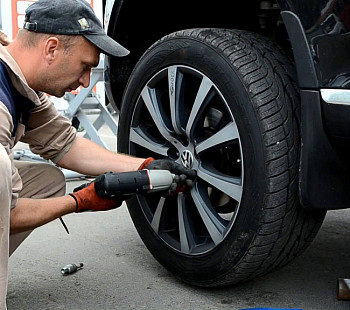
0, 45, 76, 208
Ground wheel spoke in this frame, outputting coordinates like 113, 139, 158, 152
151, 197, 166, 232
168, 66, 185, 135
191, 185, 226, 245
141, 86, 174, 140
186, 76, 213, 136
197, 167, 242, 203
177, 194, 192, 253
130, 127, 169, 156
196, 122, 239, 154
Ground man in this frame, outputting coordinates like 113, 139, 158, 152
0, 0, 196, 308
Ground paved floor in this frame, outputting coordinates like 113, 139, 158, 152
7, 197, 350, 310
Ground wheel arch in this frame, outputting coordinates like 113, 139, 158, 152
105, 0, 300, 111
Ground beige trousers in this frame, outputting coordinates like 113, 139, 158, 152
0, 146, 66, 310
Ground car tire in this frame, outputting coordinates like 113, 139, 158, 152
117, 28, 326, 287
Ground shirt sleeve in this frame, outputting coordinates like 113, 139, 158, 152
0, 102, 22, 208
20, 92, 77, 163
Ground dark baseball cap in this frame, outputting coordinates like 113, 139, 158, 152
23, 0, 129, 57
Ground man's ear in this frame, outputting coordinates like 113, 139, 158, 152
43, 37, 60, 63
0, 30, 11, 46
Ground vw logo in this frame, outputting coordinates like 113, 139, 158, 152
181, 150, 194, 169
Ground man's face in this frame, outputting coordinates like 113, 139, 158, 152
42, 36, 100, 97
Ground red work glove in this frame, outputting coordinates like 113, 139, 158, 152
138, 157, 197, 196
69, 181, 123, 213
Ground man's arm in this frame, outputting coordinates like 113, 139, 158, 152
10, 137, 143, 234
57, 137, 145, 176
10, 195, 76, 234
11, 135, 195, 234
10, 176, 124, 234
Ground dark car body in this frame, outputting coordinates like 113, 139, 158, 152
277, 0, 350, 211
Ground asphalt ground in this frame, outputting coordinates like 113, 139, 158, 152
6, 196, 350, 310
6, 114, 350, 310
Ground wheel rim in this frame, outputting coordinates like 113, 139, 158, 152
128, 65, 243, 255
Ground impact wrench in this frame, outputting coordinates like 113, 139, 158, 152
61, 169, 176, 233
94, 169, 176, 198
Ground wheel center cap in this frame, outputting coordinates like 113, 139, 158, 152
181, 150, 194, 169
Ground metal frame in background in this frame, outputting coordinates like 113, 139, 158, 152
64, 58, 118, 150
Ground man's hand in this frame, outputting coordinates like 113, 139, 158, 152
69, 180, 123, 212
139, 158, 197, 196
